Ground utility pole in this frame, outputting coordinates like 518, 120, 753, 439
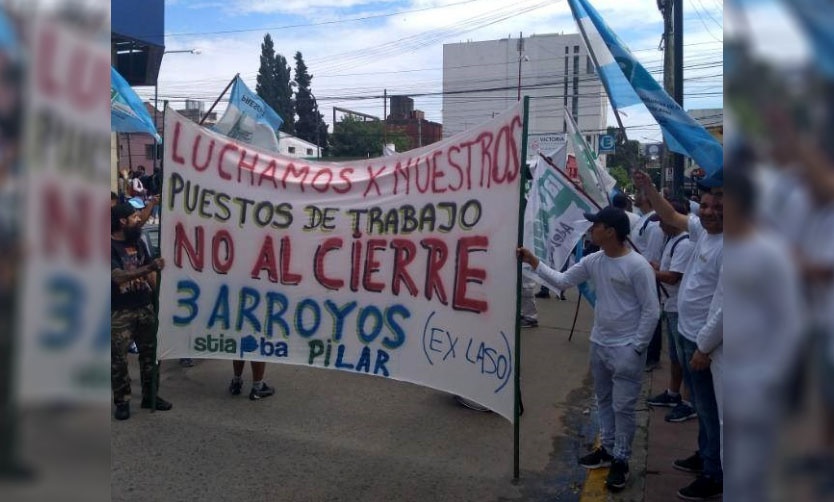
516, 32, 524, 102
383, 89, 387, 145
660, 0, 685, 197
672, 0, 685, 198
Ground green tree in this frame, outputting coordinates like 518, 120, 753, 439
330, 116, 408, 158
255, 34, 295, 134
608, 165, 633, 193
293, 52, 328, 156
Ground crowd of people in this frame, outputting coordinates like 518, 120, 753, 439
517, 171, 724, 500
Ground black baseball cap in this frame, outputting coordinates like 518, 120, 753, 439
584, 206, 631, 240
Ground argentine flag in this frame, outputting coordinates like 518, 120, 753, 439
568, 0, 723, 187
111, 67, 161, 142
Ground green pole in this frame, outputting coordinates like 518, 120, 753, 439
513, 96, 530, 481
150, 100, 168, 412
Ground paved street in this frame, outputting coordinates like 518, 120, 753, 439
112, 291, 604, 501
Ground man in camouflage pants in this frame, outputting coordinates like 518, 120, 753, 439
111, 203, 172, 420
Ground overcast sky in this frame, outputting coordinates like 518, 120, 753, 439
138, 0, 726, 144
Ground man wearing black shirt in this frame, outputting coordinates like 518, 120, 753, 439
111, 203, 172, 420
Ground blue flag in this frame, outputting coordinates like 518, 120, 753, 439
575, 243, 596, 307
568, 0, 723, 186
110, 67, 160, 142
782, 0, 834, 78
213, 76, 284, 151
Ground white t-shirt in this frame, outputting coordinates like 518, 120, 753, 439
658, 232, 694, 313
798, 204, 834, 331
724, 231, 803, 409
676, 215, 723, 342
632, 210, 665, 263
535, 250, 660, 350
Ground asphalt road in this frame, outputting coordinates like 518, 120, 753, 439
111, 291, 599, 502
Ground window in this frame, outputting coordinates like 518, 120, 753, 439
574, 45, 580, 53
288, 146, 296, 154
306, 148, 313, 156
144, 144, 161, 160
587, 56, 595, 74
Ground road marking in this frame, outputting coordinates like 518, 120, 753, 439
579, 437, 608, 502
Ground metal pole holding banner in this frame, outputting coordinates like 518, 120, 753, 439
200, 73, 239, 126
513, 96, 530, 481
150, 100, 169, 413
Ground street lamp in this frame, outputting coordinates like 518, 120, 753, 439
155, 49, 200, 170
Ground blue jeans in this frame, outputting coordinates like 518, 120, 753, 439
677, 335, 723, 481
665, 312, 679, 365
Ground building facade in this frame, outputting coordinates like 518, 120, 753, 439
278, 132, 320, 159
442, 33, 608, 151
386, 96, 443, 151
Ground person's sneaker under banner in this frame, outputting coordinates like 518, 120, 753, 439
454, 395, 492, 412
114, 402, 130, 421
647, 390, 682, 408
673, 452, 704, 474
179, 358, 195, 367
579, 447, 614, 469
520, 318, 539, 328
140, 395, 173, 411
559, 292, 567, 301
229, 378, 243, 396
677, 475, 723, 500
605, 459, 629, 491
666, 402, 698, 423
534, 290, 550, 299
249, 382, 275, 401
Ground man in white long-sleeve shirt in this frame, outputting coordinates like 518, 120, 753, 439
634, 171, 723, 501
518, 206, 660, 492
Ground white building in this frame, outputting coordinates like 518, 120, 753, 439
442, 33, 608, 153
278, 132, 321, 159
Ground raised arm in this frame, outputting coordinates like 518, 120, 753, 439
632, 171, 689, 231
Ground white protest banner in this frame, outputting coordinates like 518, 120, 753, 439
158, 103, 524, 421
17, 18, 111, 403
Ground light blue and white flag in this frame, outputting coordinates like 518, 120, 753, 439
781, 0, 834, 78
111, 66, 161, 141
213, 75, 284, 151
568, 0, 723, 186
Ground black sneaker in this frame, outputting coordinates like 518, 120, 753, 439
579, 447, 614, 469
559, 293, 567, 301
140, 395, 173, 411
647, 390, 682, 408
454, 395, 492, 412
666, 403, 698, 422
229, 378, 243, 395
114, 402, 130, 421
534, 291, 550, 299
605, 459, 629, 491
249, 382, 275, 401
673, 452, 704, 474
520, 318, 539, 328
677, 476, 723, 500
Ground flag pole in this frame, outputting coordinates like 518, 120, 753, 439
540, 154, 670, 298
570, 2, 632, 168
200, 73, 239, 125
513, 96, 530, 482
